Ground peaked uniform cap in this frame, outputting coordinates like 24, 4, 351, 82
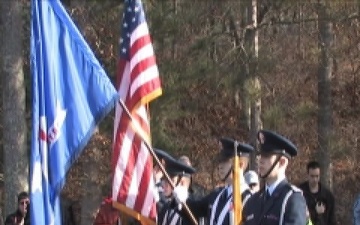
257, 130, 298, 158
165, 158, 196, 177
218, 137, 254, 162
154, 148, 195, 177
154, 148, 174, 162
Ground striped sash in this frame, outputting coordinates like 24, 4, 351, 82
162, 208, 181, 225
210, 187, 232, 225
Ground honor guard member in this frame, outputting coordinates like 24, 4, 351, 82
158, 154, 196, 225
243, 130, 307, 225
154, 148, 175, 191
153, 148, 176, 212
175, 138, 254, 225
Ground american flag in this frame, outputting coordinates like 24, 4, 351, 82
112, 0, 162, 222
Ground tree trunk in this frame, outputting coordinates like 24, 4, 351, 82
80, 147, 103, 225
317, 0, 333, 190
208, 1, 217, 62
0, 7, 3, 217
172, 0, 178, 60
234, 0, 262, 145
0, 0, 28, 217
247, 0, 262, 170
233, 2, 250, 131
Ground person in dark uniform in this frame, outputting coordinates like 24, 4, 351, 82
299, 161, 336, 225
243, 130, 307, 225
175, 137, 254, 225
157, 152, 196, 225
153, 148, 174, 213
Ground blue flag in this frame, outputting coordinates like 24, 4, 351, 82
30, 1, 119, 224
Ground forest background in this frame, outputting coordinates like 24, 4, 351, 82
1, 0, 360, 224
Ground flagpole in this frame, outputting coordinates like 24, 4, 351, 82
233, 141, 242, 225
118, 99, 199, 225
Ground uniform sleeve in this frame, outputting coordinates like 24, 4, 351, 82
242, 194, 254, 225
181, 188, 221, 219
283, 191, 307, 225
353, 195, 360, 225
185, 193, 212, 218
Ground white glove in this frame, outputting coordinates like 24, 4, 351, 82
173, 185, 189, 203
153, 186, 160, 202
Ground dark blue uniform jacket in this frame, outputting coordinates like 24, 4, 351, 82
243, 179, 307, 225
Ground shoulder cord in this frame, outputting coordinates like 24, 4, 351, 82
278, 189, 293, 225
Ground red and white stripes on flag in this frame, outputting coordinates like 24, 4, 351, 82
112, 0, 162, 221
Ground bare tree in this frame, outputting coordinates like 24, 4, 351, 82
247, 0, 262, 169
0, 0, 28, 216
316, 0, 334, 189
231, 0, 261, 168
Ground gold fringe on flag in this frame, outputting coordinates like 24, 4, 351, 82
112, 201, 156, 225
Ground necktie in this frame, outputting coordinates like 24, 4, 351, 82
264, 189, 270, 202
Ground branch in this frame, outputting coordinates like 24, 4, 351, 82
257, 12, 359, 29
